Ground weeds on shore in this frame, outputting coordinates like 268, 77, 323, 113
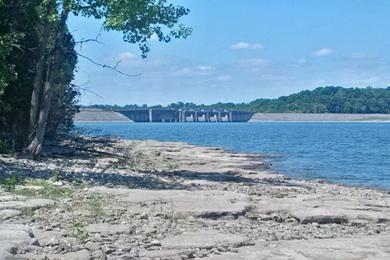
0, 175, 108, 242
51, 170, 61, 182
0, 175, 18, 192
71, 221, 88, 241
14, 179, 72, 199
167, 163, 179, 171
120, 150, 159, 172
112, 143, 181, 173
88, 193, 104, 221
0, 174, 72, 198
64, 192, 106, 240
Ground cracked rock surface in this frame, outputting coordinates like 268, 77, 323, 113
0, 137, 390, 259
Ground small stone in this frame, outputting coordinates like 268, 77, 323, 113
31, 238, 40, 246
210, 248, 220, 255
150, 240, 161, 247
140, 212, 149, 219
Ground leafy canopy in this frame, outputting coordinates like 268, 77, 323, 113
71, 0, 192, 57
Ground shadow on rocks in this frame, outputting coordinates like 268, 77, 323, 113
157, 170, 258, 184
0, 162, 186, 190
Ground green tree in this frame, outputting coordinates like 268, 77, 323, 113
19, 0, 191, 157
0, 0, 191, 156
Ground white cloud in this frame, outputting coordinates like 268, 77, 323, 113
170, 65, 216, 76
118, 52, 136, 61
216, 75, 232, 81
198, 65, 214, 71
350, 52, 376, 60
231, 41, 264, 50
171, 67, 192, 76
297, 58, 307, 64
312, 80, 327, 86
312, 48, 334, 57
239, 58, 267, 66
346, 76, 379, 85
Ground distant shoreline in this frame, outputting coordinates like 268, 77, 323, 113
76, 121, 132, 123
251, 120, 390, 123
249, 112, 390, 122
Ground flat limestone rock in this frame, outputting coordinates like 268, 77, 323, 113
0, 209, 21, 220
139, 249, 188, 258
0, 198, 54, 211
85, 223, 132, 235
0, 224, 32, 259
46, 249, 91, 260
161, 230, 248, 249
255, 194, 390, 224
0, 195, 25, 202
32, 229, 65, 247
89, 187, 250, 218
206, 234, 390, 260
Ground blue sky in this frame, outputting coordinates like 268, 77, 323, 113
69, 0, 390, 106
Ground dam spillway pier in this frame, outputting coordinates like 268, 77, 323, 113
116, 109, 254, 123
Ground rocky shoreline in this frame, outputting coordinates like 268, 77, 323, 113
1, 137, 390, 259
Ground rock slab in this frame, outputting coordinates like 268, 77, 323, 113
161, 230, 248, 249
206, 234, 390, 260
0, 224, 32, 259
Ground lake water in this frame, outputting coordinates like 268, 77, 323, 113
76, 122, 390, 190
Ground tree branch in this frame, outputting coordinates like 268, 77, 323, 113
75, 25, 104, 49
77, 53, 141, 77
71, 83, 103, 99
75, 38, 103, 45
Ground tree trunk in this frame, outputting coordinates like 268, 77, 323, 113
28, 22, 51, 141
26, 7, 69, 158
26, 64, 53, 157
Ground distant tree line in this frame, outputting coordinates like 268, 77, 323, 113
245, 86, 390, 113
0, 0, 190, 156
85, 86, 390, 114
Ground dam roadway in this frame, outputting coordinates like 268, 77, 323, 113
116, 109, 254, 123
75, 109, 390, 123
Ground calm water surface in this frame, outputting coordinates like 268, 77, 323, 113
76, 122, 390, 189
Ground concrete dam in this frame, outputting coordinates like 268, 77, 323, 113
116, 109, 254, 123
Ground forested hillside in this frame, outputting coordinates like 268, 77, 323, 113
0, 0, 190, 156
85, 87, 390, 114
245, 87, 390, 113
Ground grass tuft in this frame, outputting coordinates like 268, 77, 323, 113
0, 176, 18, 192
14, 179, 72, 199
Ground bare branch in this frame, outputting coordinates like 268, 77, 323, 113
77, 53, 141, 77
75, 25, 104, 49
75, 38, 103, 45
113, 60, 122, 69
74, 78, 91, 88
71, 83, 103, 99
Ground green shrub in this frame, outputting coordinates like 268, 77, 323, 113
51, 170, 61, 182
1, 176, 18, 192
15, 179, 72, 198
88, 193, 104, 221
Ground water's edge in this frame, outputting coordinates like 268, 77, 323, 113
76, 122, 390, 190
